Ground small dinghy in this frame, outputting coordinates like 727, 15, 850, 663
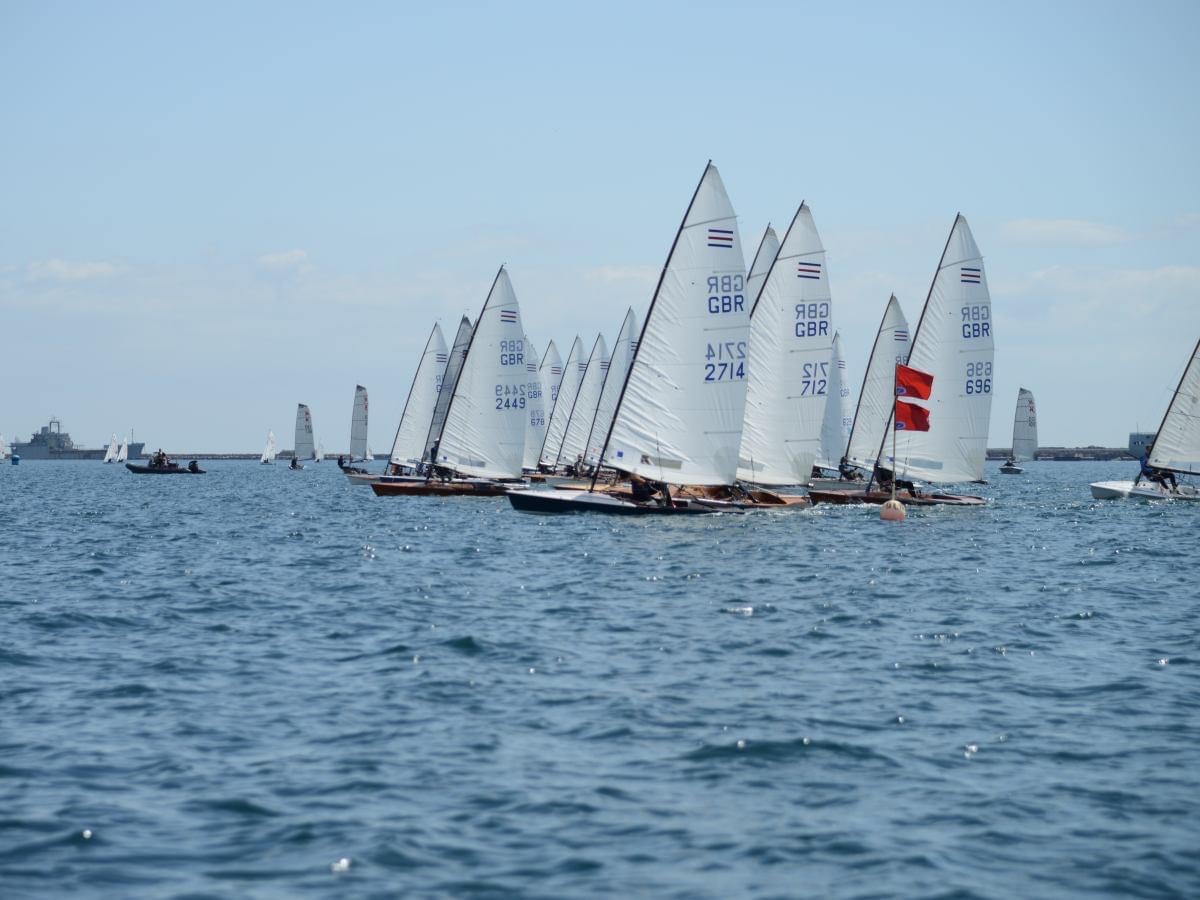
999, 388, 1037, 474
1091, 337, 1200, 501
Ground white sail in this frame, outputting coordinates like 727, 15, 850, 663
389, 323, 448, 470
539, 336, 583, 467
1011, 388, 1038, 462
585, 308, 639, 466
745, 225, 780, 310
424, 315, 473, 461
1149, 338, 1200, 474
116, 437, 128, 462
294, 404, 316, 461
602, 162, 749, 486
522, 336, 546, 471
260, 430, 277, 464
737, 203, 833, 484
102, 433, 119, 463
0, 435, 7, 459
437, 267, 528, 478
540, 339, 564, 409
349, 385, 369, 460
315, 442, 324, 462
818, 332, 853, 468
884, 214, 995, 483
846, 295, 911, 472
558, 333, 610, 467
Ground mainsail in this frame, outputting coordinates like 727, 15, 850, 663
737, 203, 832, 484
260, 430, 277, 464
601, 162, 749, 486
349, 385, 369, 461
558, 333, 610, 468
539, 336, 583, 467
1011, 388, 1038, 462
882, 215, 995, 483
103, 433, 119, 463
1149, 337, 1200, 474
522, 336, 546, 471
116, 437, 128, 463
424, 316, 473, 461
389, 323, 448, 470
846, 295, 911, 472
745, 225, 780, 310
585, 308, 639, 466
437, 267, 528, 478
818, 332, 853, 469
294, 404, 316, 461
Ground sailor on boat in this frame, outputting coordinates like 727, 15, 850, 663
838, 455, 864, 482
289, 456, 302, 470
188, 460, 201, 473
151, 448, 170, 468
1137, 443, 1177, 493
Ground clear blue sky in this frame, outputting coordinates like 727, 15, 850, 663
3, 1, 1198, 451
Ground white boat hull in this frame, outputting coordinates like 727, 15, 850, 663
1090, 480, 1200, 501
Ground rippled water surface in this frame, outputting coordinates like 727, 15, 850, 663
2, 459, 1199, 898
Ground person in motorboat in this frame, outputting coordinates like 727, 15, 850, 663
1136, 444, 1177, 493
838, 455, 863, 481
1003, 455, 1017, 469
187, 460, 201, 473
289, 456, 301, 470
151, 448, 171, 468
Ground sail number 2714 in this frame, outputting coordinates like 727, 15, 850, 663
704, 341, 745, 381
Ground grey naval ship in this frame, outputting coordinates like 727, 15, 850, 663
13, 418, 145, 460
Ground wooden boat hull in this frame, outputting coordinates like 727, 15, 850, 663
125, 463, 204, 475
370, 479, 517, 497
807, 488, 985, 507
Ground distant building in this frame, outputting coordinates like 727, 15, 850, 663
1129, 432, 1156, 457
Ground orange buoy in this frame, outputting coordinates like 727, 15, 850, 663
880, 498, 906, 521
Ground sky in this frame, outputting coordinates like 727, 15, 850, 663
2, 1, 1199, 452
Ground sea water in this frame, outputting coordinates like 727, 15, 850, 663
2, 460, 1198, 898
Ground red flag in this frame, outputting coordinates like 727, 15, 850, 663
896, 363, 934, 399
895, 399, 931, 432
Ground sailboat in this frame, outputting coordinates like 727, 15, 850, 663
1091, 337, 1200, 500
811, 295, 912, 491
537, 336, 583, 471
102, 433, 120, 463
372, 268, 529, 497
736, 203, 832, 489
422, 315, 474, 469
999, 389, 1037, 473
584, 308, 639, 469
0, 434, 9, 459
349, 385, 369, 461
522, 336, 547, 472
291, 403, 315, 469
260, 430, 277, 464
554, 333, 609, 473
510, 162, 779, 514
809, 215, 993, 507
373, 322, 448, 482
816, 332, 853, 473
116, 436, 129, 463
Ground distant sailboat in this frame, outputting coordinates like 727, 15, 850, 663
584, 308, 639, 469
349, 385, 369, 461
1000, 389, 1037, 474
385, 322, 448, 475
538, 335, 583, 470
556, 333, 610, 472
294, 403, 316, 462
116, 436, 129, 463
1091, 337, 1200, 500
423, 316, 474, 466
260, 430, 277, 464
522, 336, 547, 472
817, 332, 853, 473
810, 215, 994, 506
373, 268, 529, 496
0, 434, 9, 459
102, 433, 120, 463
